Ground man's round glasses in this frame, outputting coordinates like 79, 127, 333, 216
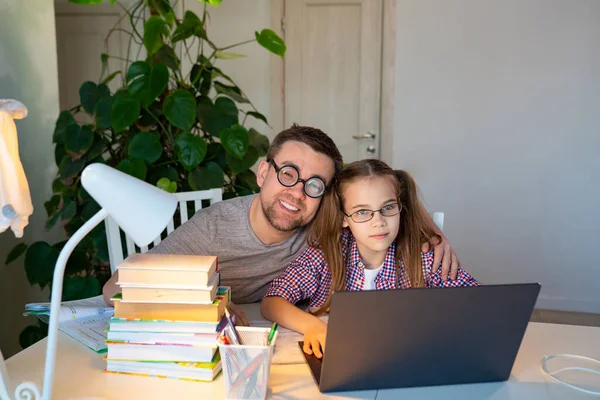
267, 159, 327, 198
342, 203, 403, 223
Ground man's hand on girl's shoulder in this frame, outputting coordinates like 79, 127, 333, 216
422, 236, 461, 281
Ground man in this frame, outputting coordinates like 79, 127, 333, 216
103, 125, 460, 323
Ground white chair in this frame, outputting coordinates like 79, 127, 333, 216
432, 212, 444, 232
105, 188, 223, 273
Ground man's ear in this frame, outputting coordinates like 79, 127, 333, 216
256, 160, 269, 188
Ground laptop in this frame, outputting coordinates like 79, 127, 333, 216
300, 283, 541, 392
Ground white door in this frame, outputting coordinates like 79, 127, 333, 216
284, 0, 383, 163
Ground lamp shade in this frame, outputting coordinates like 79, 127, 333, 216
81, 163, 177, 246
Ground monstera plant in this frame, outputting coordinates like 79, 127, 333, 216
5, 0, 285, 348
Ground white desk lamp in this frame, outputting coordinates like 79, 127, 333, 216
0, 163, 178, 400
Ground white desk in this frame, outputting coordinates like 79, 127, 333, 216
5, 304, 600, 400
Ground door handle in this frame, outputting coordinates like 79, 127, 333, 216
352, 132, 376, 140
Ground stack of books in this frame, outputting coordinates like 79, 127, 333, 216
104, 253, 229, 382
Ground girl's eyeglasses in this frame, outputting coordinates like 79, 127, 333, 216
342, 203, 403, 223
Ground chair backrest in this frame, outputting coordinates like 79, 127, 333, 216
432, 212, 444, 232
105, 188, 223, 274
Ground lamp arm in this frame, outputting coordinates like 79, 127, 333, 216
40, 208, 108, 400
0, 208, 109, 400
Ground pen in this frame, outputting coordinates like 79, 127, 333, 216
267, 322, 277, 346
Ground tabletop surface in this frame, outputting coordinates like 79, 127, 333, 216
6, 304, 600, 399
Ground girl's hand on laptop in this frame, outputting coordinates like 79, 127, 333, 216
229, 302, 249, 326
302, 320, 327, 358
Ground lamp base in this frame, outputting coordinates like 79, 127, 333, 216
0, 348, 41, 400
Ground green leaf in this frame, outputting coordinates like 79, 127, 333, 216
79, 81, 96, 112
188, 162, 224, 190
163, 90, 196, 130
148, 0, 175, 27
111, 91, 140, 132
45, 211, 62, 231
157, 177, 177, 193
94, 95, 113, 129
128, 132, 162, 163
65, 124, 94, 155
24, 242, 59, 288
154, 45, 179, 71
117, 157, 147, 180
200, 0, 222, 5
44, 195, 61, 217
220, 124, 249, 160
64, 216, 84, 237
81, 199, 101, 220
147, 166, 178, 188
79, 81, 110, 114
246, 111, 268, 125
92, 232, 109, 262
211, 66, 234, 84
65, 250, 90, 275
53, 111, 76, 144
100, 53, 109, 80
205, 142, 228, 169
101, 70, 121, 85
222, 190, 237, 201
62, 275, 100, 301
248, 128, 269, 157
172, 10, 206, 42
255, 29, 286, 56
175, 132, 207, 171
226, 145, 259, 174
55, 148, 66, 169
127, 61, 168, 107
19, 325, 47, 350
126, 61, 149, 83
190, 64, 202, 90
52, 178, 66, 194
214, 51, 246, 59
78, 186, 92, 202
59, 156, 86, 180
199, 68, 212, 96
197, 96, 238, 137
214, 81, 248, 103
144, 16, 170, 56
236, 170, 259, 192
61, 197, 77, 220
5, 243, 28, 265
86, 134, 107, 161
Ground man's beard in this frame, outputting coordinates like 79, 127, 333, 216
261, 196, 307, 232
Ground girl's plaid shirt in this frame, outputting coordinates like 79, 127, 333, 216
263, 229, 480, 309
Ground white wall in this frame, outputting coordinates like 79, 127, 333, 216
393, 0, 600, 312
0, 0, 62, 357
184, 0, 274, 139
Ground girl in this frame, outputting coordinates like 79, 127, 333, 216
261, 159, 480, 358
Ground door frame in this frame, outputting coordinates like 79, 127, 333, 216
269, 0, 397, 165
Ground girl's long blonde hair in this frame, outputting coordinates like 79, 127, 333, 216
308, 159, 441, 315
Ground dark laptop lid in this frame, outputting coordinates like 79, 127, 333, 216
304, 283, 540, 392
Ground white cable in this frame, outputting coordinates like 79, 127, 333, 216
540, 354, 600, 396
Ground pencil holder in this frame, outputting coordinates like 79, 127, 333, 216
219, 327, 278, 400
